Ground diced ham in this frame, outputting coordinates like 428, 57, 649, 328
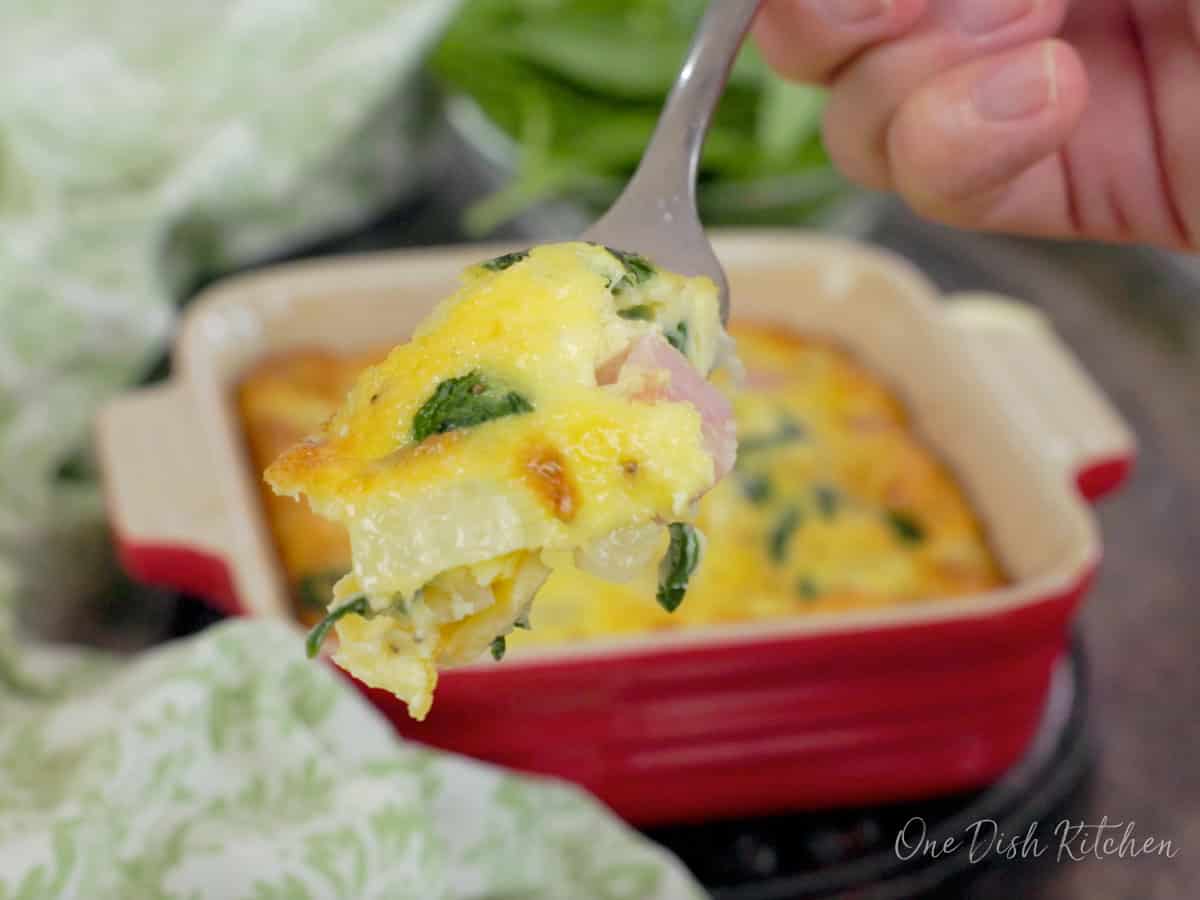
599, 335, 737, 482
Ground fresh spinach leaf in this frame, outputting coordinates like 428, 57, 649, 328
656, 522, 703, 613
768, 507, 803, 563
412, 370, 533, 443
664, 320, 688, 354
481, 250, 529, 271
305, 597, 369, 659
490, 636, 507, 661
429, 0, 839, 233
508, 18, 693, 100
887, 510, 926, 544
758, 81, 826, 165
617, 304, 656, 321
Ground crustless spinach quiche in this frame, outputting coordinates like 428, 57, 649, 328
246, 258, 1006, 720
263, 242, 737, 719
512, 323, 1005, 645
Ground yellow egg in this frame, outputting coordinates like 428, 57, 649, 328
260, 242, 730, 718
240, 289, 1005, 720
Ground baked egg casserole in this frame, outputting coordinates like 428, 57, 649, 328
244, 276, 1007, 719
512, 323, 1006, 645
263, 242, 736, 718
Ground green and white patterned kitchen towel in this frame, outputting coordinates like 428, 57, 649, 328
0, 619, 704, 899
0, 3, 705, 897
0, 0, 456, 641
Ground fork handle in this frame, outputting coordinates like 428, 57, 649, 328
595, 0, 763, 230
581, 0, 763, 324
650, 0, 764, 190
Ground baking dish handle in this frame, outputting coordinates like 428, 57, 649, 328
944, 293, 1136, 503
96, 380, 241, 612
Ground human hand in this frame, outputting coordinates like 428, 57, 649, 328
754, 0, 1199, 251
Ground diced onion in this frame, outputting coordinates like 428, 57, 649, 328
574, 522, 664, 583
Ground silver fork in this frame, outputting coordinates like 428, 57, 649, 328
580, 0, 764, 325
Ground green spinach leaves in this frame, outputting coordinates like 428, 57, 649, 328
886, 510, 925, 545
490, 636, 507, 661
305, 597, 369, 659
412, 371, 533, 443
606, 247, 656, 292
616, 304, 656, 321
480, 250, 529, 271
656, 522, 704, 613
663, 320, 689, 354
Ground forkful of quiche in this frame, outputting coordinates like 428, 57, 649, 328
265, 0, 762, 720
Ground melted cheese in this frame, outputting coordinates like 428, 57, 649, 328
509, 324, 1004, 646
263, 242, 729, 718
242, 317, 1006, 715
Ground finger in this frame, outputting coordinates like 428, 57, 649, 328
1109, 0, 1200, 248
886, 40, 1088, 234
821, 0, 1069, 190
752, 0, 928, 85
949, 154, 1079, 240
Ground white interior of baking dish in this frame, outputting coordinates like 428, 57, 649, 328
138, 232, 1129, 658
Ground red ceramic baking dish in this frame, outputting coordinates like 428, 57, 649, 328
96, 232, 1133, 826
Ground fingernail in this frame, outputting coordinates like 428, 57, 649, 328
957, 0, 1037, 35
973, 42, 1058, 121
820, 0, 893, 24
